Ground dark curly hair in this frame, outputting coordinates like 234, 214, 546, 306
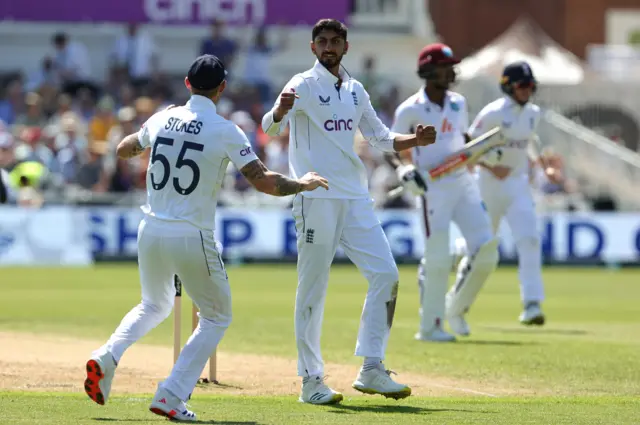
311, 19, 348, 41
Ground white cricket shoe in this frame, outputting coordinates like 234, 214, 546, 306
414, 324, 456, 342
520, 302, 545, 326
352, 364, 411, 400
84, 346, 117, 405
299, 376, 343, 405
448, 315, 471, 336
149, 385, 197, 422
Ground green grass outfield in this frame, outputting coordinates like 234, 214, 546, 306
0, 264, 639, 424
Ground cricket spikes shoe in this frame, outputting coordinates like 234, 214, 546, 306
299, 375, 343, 405
149, 386, 197, 422
414, 319, 457, 342
84, 346, 117, 405
448, 314, 471, 337
520, 302, 545, 326
352, 364, 412, 400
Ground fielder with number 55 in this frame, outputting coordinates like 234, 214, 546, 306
387, 43, 499, 342
84, 54, 328, 422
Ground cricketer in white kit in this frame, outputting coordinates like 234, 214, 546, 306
84, 54, 328, 422
262, 19, 437, 405
453, 61, 564, 326
388, 43, 499, 342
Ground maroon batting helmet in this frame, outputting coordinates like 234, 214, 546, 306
417, 43, 460, 79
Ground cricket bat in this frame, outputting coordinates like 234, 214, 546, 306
388, 126, 503, 197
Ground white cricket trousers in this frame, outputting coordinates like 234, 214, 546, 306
478, 170, 544, 303
103, 217, 231, 401
292, 195, 400, 377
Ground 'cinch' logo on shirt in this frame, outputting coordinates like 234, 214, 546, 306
324, 115, 353, 132
240, 147, 252, 156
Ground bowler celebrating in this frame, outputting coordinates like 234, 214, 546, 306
262, 19, 436, 405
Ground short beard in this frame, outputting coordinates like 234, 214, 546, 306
318, 54, 342, 70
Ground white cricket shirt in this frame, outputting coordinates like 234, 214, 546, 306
261, 60, 397, 199
391, 88, 469, 181
469, 96, 541, 177
138, 95, 258, 230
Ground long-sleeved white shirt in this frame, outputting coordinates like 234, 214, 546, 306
469, 96, 541, 178
262, 61, 397, 199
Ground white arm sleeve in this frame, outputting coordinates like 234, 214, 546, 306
468, 104, 500, 139
261, 76, 309, 137
358, 89, 397, 153
225, 125, 260, 170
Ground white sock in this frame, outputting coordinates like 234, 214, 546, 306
362, 357, 382, 371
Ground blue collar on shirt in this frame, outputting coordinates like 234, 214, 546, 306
186, 95, 218, 112
311, 60, 350, 85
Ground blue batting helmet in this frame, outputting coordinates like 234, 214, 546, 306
500, 61, 537, 95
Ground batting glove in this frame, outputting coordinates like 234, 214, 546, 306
396, 164, 427, 196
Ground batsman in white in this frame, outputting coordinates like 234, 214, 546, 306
261, 19, 436, 405
387, 43, 499, 342
84, 54, 328, 422
452, 61, 564, 326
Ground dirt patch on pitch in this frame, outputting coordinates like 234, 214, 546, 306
0, 332, 522, 398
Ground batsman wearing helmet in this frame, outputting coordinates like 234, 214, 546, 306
387, 44, 498, 342
452, 61, 564, 326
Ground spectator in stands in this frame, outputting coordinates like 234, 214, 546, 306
359, 55, 384, 110
14, 127, 53, 171
242, 26, 285, 103
48, 93, 75, 129
0, 132, 16, 171
0, 80, 25, 125
200, 20, 238, 71
14, 92, 48, 129
55, 113, 86, 183
16, 173, 44, 208
111, 23, 159, 91
90, 96, 117, 143
76, 140, 110, 192
107, 106, 136, 150
26, 56, 60, 92
76, 88, 97, 122
51, 32, 95, 98
264, 128, 289, 176
116, 84, 136, 110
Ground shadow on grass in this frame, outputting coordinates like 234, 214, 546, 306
93, 419, 258, 424
195, 381, 243, 390
456, 339, 537, 346
327, 404, 485, 415
481, 326, 588, 336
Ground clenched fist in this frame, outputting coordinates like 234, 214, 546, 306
415, 124, 437, 147
274, 90, 300, 122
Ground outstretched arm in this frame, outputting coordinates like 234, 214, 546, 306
240, 159, 328, 196
116, 132, 146, 159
